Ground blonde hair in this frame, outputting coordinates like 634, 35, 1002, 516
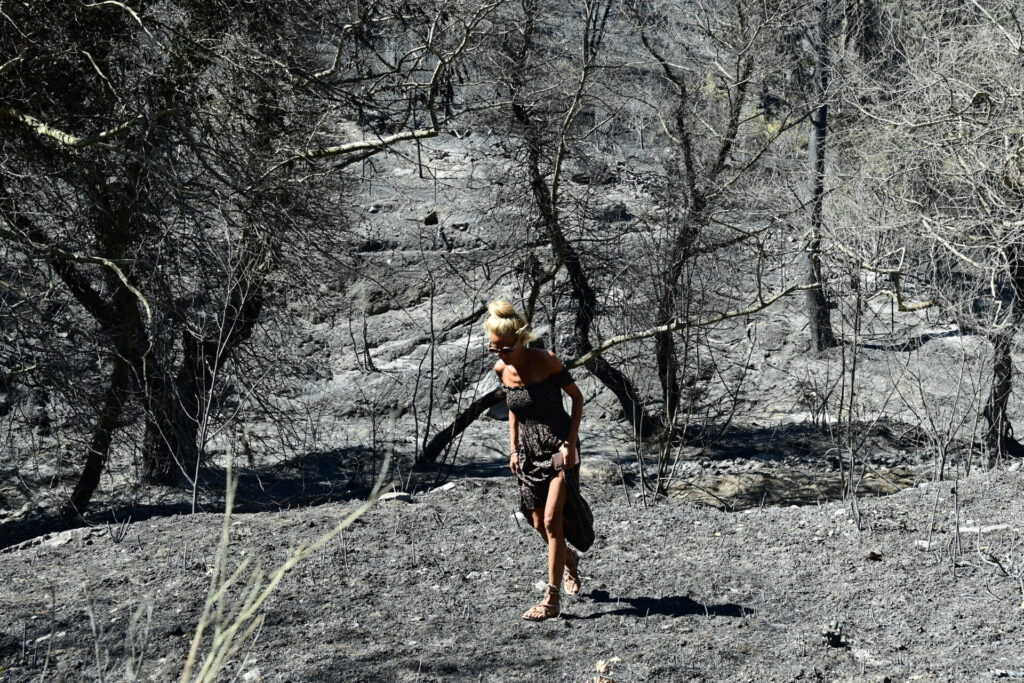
484, 300, 536, 343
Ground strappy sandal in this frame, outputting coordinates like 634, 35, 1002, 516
522, 584, 560, 621
564, 548, 582, 596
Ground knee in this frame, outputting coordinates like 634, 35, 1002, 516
531, 512, 545, 531
543, 512, 563, 537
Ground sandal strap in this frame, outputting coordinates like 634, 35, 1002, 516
524, 587, 562, 620
564, 550, 582, 594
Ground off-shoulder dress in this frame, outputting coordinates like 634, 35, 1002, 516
503, 368, 594, 552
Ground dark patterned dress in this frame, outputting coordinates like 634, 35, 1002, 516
502, 368, 595, 553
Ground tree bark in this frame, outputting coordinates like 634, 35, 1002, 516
61, 285, 139, 519
805, 0, 838, 351
653, 218, 701, 426
984, 248, 1024, 459
141, 249, 268, 484
518, 116, 658, 438
985, 331, 1018, 456
417, 388, 505, 467
141, 337, 206, 486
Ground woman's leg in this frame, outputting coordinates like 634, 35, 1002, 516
543, 475, 568, 589
522, 477, 570, 620
531, 508, 548, 542
531, 487, 578, 587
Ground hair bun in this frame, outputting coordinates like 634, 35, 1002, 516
484, 299, 537, 343
487, 300, 517, 319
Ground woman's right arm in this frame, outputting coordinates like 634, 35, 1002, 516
508, 410, 520, 473
496, 359, 520, 473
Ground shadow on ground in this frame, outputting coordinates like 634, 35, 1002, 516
702, 418, 929, 462
0, 420, 944, 548
1, 446, 379, 550
666, 466, 917, 510
660, 419, 943, 510
571, 589, 753, 620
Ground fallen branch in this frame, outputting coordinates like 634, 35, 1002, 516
569, 283, 819, 369
0, 107, 175, 149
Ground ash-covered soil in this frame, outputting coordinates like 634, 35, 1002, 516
2, 464, 1023, 681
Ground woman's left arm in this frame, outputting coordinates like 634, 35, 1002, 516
546, 350, 584, 450
564, 381, 584, 445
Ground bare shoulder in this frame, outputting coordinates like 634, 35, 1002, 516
529, 348, 564, 376
542, 349, 564, 371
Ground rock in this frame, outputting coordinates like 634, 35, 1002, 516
424, 211, 438, 225
378, 492, 412, 503
44, 531, 74, 548
405, 285, 431, 305
580, 459, 622, 485
364, 291, 391, 315
429, 482, 457, 494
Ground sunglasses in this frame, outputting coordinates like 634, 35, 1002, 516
487, 343, 517, 355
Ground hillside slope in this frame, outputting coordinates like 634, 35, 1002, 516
2, 468, 1022, 681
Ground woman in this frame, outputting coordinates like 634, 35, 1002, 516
485, 300, 594, 620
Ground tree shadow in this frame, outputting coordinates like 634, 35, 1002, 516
437, 445, 509, 480
859, 327, 974, 352
567, 588, 752, 620
1, 446, 380, 550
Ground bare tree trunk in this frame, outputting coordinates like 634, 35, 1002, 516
417, 388, 505, 467
805, 0, 837, 351
141, 334, 208, 486
653, 216, 702, 427
61, 286, 139, 519
985, 330, 1019, 457
639, 11, 753, 433
985, 248, 1024, 459
519, 118, 658, 438
141, 247, 269, 484
654, 277, 683, 424
507, 2, 657, 438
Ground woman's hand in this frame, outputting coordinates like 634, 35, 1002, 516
559, 441, 580, 469
510, 450, 521, 474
